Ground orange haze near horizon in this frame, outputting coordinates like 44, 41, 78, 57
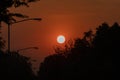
1, 0, 120, 71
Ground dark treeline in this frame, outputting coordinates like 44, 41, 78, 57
0, 22, 119, 80
37, 22, 119, 80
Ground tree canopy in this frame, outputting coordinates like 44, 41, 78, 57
38, 22, 119, 80
0, 0, 40, 24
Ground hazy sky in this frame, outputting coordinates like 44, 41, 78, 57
1, 0, 120, 70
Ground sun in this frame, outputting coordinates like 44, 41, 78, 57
57, 35, 65, 44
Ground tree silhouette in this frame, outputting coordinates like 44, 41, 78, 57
0, 36, 5, 51
0, 0, 40, 25
92, 22, 120, 80
38, 22, 119, 80
0, 0, 40, 80
0, 0, 41, 53
0, 51, 36, 80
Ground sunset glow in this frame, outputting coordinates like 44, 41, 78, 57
1, 0, 120, 75
57, 35, 65, 44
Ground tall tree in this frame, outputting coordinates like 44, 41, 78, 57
0, 0, 40, 24
0, 0, 40, 52
38, 22, 119, 80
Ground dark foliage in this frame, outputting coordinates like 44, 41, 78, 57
38, 22, 119, 80
0, 0, 40, 24
0, 0, 40, 80
0, 51, 36, 80
0, 0, 40, 9
0, 34, 5, 51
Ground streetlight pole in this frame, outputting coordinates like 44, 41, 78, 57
8, 24, 10, 53
7, 18, 41, 53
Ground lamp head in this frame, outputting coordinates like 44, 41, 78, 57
34, 47, 39, 49
32, 18, 42, 21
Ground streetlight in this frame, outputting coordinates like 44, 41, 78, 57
8, 18, 42, 53
16, 47, 39, 53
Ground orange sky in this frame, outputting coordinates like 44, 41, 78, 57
1, 0, 120, 71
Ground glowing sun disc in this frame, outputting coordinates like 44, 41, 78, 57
57, 35, 65, 44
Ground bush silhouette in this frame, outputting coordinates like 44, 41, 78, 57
37, 22, 119, 80
0, 52, 36, 80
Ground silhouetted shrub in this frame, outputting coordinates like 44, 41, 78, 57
0, 52, 36, 80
